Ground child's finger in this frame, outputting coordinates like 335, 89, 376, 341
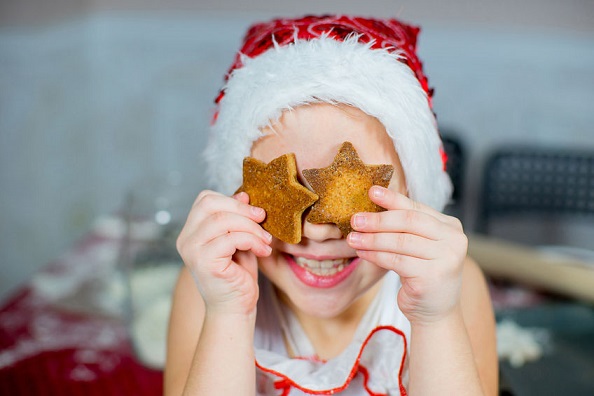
232, 191, 250, 203
355, 249, 426, 278
187, 190, 266, 227
368, 186, 456, 224
195, 212, 272, 246
347, 231, 439, 260
351, 208, 446, 240
202, 232, 273, 265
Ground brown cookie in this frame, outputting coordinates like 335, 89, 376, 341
303, 141, 394, 236
236, 153, 319, 244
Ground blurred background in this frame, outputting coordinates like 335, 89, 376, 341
1, 0, 593, 298
1, 2, 594, 394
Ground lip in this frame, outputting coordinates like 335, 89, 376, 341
284, 253, 360, 288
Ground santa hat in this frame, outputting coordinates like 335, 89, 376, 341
205, 15, 452, 211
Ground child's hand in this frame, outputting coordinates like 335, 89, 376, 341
176, 190, 272, 315
346, 186, 468, 326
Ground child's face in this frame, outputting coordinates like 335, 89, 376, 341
251, 103, 407, 319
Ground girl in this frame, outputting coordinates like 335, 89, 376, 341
165, 15, 497, 395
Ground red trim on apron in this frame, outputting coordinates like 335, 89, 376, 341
258, 325, 408, 395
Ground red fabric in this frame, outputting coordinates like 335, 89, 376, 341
0, 236, 163, 395
440, 146, 449, 172
358, 364, 388, 396
258, 325, 408, 395
211, 15, 446, 172
216, 15, 433, 108
0, 349, 161, 395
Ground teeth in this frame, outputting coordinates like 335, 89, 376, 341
294, 257, 351, 276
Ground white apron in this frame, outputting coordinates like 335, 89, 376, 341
254, 271, 411, 395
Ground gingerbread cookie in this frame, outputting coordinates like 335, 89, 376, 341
236, 153, 319, 244
303, 141, 394, 236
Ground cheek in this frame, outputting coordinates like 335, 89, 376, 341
356, 260, 390, 288
366, 262, 389, 279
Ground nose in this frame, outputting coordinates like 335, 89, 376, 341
302, 219, 343, 242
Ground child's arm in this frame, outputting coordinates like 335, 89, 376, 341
164, 191, 271, 396
347, 186, 498, 396
406, 256, 497, 396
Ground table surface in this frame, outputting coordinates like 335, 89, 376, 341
497, 303, 594, 396
0, 232, 163, 395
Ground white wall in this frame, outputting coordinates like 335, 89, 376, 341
1, 4, 593, 299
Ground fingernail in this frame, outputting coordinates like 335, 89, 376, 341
372, 186, 385, 198
262, 230, 272, 243
252, 206, 265, 217
353, 213, 366, 228
348, 232, 362, 245
234, 191, 247, 199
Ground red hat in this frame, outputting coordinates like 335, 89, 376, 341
205, 15, 452, 211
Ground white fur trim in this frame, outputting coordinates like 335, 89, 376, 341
205, 35, 452, 211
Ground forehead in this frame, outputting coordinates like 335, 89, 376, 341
251, 103, 400, 170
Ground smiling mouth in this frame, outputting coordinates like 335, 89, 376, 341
283, 253, 360, 288
292, 256, 355, 276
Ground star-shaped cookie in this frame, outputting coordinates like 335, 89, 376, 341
236, 153, 319, 244
302, 142, 394, 236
